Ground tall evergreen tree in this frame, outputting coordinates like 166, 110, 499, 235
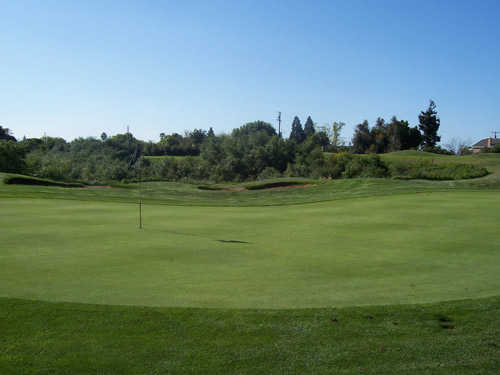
418, 100, 441, 149
303, 116, 315, 138
289, 116, 306, 144
406, 126, 423, 149
352, 120, 373, 154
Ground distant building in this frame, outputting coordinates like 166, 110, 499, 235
472, 137, 500, 153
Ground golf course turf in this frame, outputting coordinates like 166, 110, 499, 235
1, 296, 499, 374
1, 151, 500, 373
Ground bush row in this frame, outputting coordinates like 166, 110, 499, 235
388, 160, 489, 180
3, 174, 85, 187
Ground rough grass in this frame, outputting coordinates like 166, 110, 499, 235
388, 160, 489, 180
1, 296, 499, 374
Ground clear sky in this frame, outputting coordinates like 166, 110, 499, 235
1, 0, 499, 145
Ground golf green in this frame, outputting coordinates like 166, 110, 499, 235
2, 190, 499, 309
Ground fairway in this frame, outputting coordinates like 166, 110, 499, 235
2, 191, 499, 309
4, 3, 500, 370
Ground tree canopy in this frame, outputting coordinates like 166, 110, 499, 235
0, 126, 17, 142
303, 116, 315, 138
0, 102, 448, 182
418, 100, 441, 149
289, 116, 306, 144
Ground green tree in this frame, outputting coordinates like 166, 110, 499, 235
312, 131, 330, 151
407, 126, 423, 149
316, 122, 345, 150
387, 117, 420, 152
0, 126, 17, 142
316, 125, 332, 141
418, 100, 441, 149
332, 122, 345, 148
189, 129, 207, 145
303, 116, 315, 138
352, 120, 373, 154
0, 141, 26, 172
232, 121, 276, 138
370, 117, 389, 153
289, 116, 305, 144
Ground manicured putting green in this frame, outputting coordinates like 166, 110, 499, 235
1, 191, 499, 308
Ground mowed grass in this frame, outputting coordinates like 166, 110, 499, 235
2, 191, 499, 309
2, 152, 500, 207
2, 151, 500, 373
1, 296, 499, 375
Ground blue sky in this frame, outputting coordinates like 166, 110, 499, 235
1, 0, 499, 145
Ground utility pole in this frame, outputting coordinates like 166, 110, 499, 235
277, 112, 281, 138
492, 131, 500, 139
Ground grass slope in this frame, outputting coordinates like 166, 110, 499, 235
2, 151, 500, 374
2, 153, 500, 207
1, 296, 499, 374
2, 191, 499, 308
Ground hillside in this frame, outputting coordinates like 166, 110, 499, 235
1, 151, 500, 374
2, 152, 500, 206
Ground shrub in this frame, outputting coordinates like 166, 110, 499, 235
258, 167, 282, 180
3, 174, 84, 187
321, 154, 389, 179
422, 146, 454, 155
388, 160, 488, 180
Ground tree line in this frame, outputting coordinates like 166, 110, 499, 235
0, 100, 480, 183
